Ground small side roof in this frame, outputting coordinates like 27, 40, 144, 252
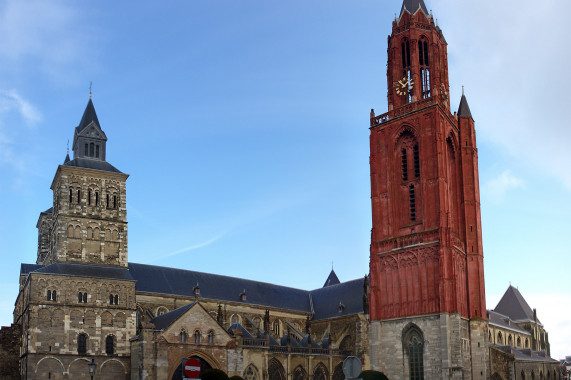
487, 310, 530, 335
310, 278, 364, 320
21, 262, 134, 282
63, 158, 123, 174
151, 302, 196, 330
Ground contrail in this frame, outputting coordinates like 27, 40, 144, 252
146, 232, 225, 263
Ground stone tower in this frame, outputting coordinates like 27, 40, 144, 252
16, 99, 136, 379
367, 1, 488, 379
38, 98, 129, 267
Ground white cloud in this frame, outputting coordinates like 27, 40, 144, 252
483, 170, 524, 202
0, 89, 41, 126
0, 0, 96, 81
526, 293, 571, 360
145, 232, 226, 263
437, 0, 571, 190
0, 89, 41, 171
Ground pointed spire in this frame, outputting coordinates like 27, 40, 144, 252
77, 98, 101, 133
63, 152, 70, 164
400, 0, 429, 18
458, 89, 473, 118
323, 269, 340, 287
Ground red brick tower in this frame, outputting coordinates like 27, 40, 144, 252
367, 1, 488, 379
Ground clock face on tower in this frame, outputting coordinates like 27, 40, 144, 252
395, 76, 414, 96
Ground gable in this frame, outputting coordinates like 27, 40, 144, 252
160, 303, 232, 345
77, 122, 107, 141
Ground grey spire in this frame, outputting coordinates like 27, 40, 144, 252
400, 0, 429, 17
323, 269, 340, 287
458, 93, 473, 118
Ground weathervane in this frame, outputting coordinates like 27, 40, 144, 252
89, 82, 93, 98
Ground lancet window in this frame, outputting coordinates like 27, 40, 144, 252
418, 37, 430, 99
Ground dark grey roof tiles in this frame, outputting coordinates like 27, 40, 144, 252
23, 262, 134, 281
493, 345, 558, 363
64, 153, 70, 164
494, 286, 539, 323
77, 99, 101, 133
310, 278, 364, 320
227, 323, 254, 339
63, 158, 123, 173
400, 0, 429, 17
151, 302, 195, 330
129, 263, 312, 312
323, 270, 340, 287
280, 334, 301, 347
458, 94, 473, 118
41, 207, 53, 215
487, 310, 529, 334
21, 263, 43, 275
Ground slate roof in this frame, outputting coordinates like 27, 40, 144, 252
130, 263, 364, 320
323, 269, 340, 287
63, 158, 123, 174
458, 94, 473, 118
151, 302, 196, 330
494, 286, 539, 324
129, 263, 312, 313
42, 207, 53, 215
310, 278, 365, 320
21, 263, 43, 275
64, 153, 70, 164
21, 263, 134, 282
400, 0, 429, 17
77, 99, 101, 133
20, 261, 364, 322
492, 345, 558, 363
487, 310, 530, 334
228, 323, 254, 339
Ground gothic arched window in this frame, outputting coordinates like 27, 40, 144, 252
180, 330, 187, 343
194, 330, 201, 344
403, 325, 424, 380
208, 330, 215, 344
268, 358, 285, 380
418, 37, 430, 99
313, 364, 328, 380
244, 365, 259, 380
293, 366, 306, 380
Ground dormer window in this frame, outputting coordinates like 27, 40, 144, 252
240, 290, 247, 301
338, 301, 345, 312
193, 283, 200, 297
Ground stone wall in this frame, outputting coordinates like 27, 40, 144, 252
0, 323, 21, 380
370, 313, 482, 380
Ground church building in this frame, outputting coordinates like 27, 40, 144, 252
3, 0, 561, 379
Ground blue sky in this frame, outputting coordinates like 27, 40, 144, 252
0, 0, 569, 359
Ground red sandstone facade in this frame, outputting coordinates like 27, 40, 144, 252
368, 3, 486, 323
